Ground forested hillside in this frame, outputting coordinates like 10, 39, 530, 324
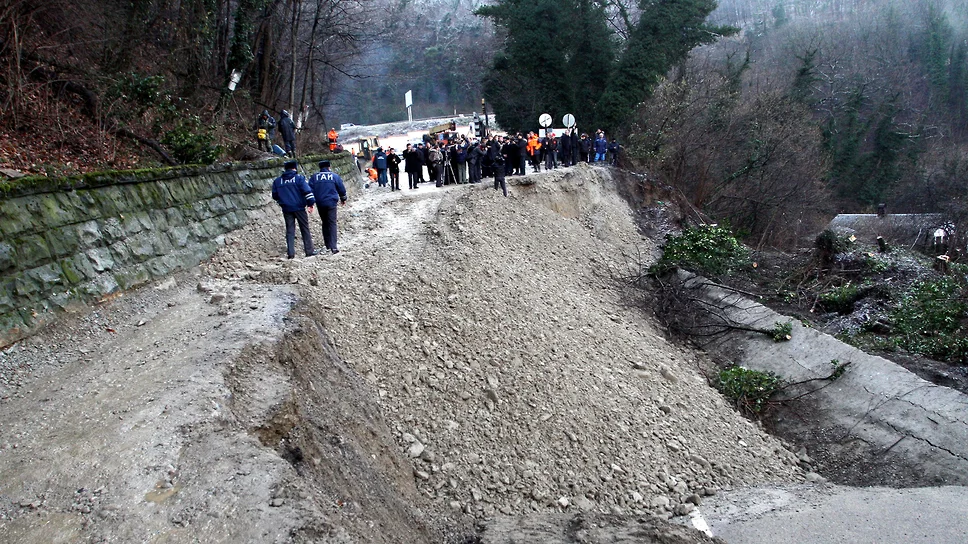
630, 0, 968, 247
3, 0, 968, 249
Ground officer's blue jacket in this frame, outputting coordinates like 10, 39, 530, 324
272, 170, 315, 212
308, 169, 348, 207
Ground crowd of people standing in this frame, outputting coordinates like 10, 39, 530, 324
365, 128, 620, 197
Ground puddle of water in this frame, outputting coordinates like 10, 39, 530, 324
144, 481, 181, 503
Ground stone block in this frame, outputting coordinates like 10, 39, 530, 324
165, 178, 199, 204
119, 184, 145, 211
114, 264, 150, 290
162, 252, 188, 272
217, 212, 239, 231
25, 263, 65, 292
190, 221, 209, 240
85, 246, 115, 272
207, 195, 230, 214
165, 206, 185, 225
136, 181, 172, 208
122, 211, 148, 235
189, 200, 211, 221
68, 190, 100, 219
76, 220, 104, 248
0, 197, 34, 237
89, 274, 119, 297
49, 289, 75, 310
127, 233, 156, 262
52, 191, 95, 223
60, 257, 96, 285
101, 217, 126, 243
148, 209, 169, 231
0, 279, 15, 313
152, 233, 173, 257
194, 241, 218, 262
45, 225, 81, 258
14, 274, 39, 298
109, 240, 132, 263
169, 226, 192, 248
93, 186, 126, 216
0, 241, 14, 273
145, 256, 173, 278
19, 298, 54, 328
201, 217, 222, 238
15, 234, 51, 269
0, 311, 26, 344
198, 175, 221, 199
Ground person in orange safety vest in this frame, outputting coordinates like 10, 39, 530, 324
526, 132, 542, 173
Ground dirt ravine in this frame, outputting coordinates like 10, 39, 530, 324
0, 165, 806, 543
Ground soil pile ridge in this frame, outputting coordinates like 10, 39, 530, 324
0, 164, 805, 542
208, 165, 806, 522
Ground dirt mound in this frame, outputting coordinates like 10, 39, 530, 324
1, 164, 806, 542
208, 165, 805, 524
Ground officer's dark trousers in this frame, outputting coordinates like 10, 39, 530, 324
318, 206, 339, 251
284, 209, 314, 258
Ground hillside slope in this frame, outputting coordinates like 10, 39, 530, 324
0, 165, 804, 542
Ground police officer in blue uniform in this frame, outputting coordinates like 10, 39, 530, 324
271, 160, 317, 259
308, 160, 348, 254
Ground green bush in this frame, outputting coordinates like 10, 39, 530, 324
815, 229, 852, 265
891, 276, 968, 363
162, 119, 221, 165
715, 366, 785, 416
768, 321, 793, 342
652, 224, 749, 276
819, 283, 861, 314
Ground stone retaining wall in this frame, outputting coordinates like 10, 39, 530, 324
0, 153, 360, 346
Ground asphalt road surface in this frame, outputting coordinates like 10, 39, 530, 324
699, 484, 968, 543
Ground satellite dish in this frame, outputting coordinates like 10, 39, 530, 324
539, 113, 552, 128
563, 114, 576, 128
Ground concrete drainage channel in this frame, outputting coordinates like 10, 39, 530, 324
672, 271, 968, 543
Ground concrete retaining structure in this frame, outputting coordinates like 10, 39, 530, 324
677, 270, 968, 486
0, 153, 360, 346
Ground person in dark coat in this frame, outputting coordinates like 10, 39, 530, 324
428, 144, 444, 187
560, 129, 573, 167
516, 134, 527, 175
490, 135, 507, 197
544, 133, 558, 170
570, 130, 580, 165
278, 110, 297, 157
271, 160, 316, 259
403, 143, 422, 189
579, 133, 592, 163
417, 143, 429, 183
469, 141, 485, 183
456, 138, 469, 184
387, 148, 402, 191
505, 135, 520, 176
607, 138, 620, 166
307, 160, 347, 254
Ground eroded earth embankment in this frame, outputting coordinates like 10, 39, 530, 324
0, 165, 807, 542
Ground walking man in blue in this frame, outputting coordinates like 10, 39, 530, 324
308, 160, 348, 254
372, 147, 389, 187
271, 160, 317, 259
